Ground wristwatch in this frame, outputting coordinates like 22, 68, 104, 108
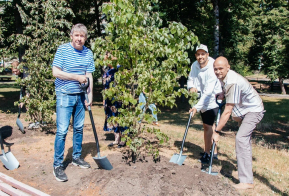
215, 130, 221, 134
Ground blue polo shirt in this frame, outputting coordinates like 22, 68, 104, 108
52, 43, 95, 94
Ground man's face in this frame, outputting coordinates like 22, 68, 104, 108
70, 31, 87, 50
195, 49, 209, 65
214, 61, 230, 80
12, 68, 20, 75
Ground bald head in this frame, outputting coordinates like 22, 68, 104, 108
214, 56, 230, 81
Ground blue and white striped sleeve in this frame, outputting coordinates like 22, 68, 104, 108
86, 50, 95, 73
52, 46, 63, 69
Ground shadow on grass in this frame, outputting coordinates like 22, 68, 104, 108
63, 141, 106, 169
224, 99, 289, 151
158, 97, 203, 126
174, 141, 203, 160
0, 90, 21, 114
253, 171, 287, 196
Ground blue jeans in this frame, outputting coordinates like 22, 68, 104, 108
139, 92, 158, 122
53, 92, 85, 167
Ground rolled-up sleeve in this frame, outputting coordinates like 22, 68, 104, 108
187, 65, 195, 90
86, 50, 95, 73
225, 83, 240, 104
52, 46, 63, 69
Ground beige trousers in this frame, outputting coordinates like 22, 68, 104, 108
235, 111, 264, 184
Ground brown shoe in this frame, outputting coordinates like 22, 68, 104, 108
233, 183, 254, 190
152, 122, 160, 127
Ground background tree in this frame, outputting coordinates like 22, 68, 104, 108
93, 0, 199, 159
10, 0, 73, 123
249, 0, 289, 94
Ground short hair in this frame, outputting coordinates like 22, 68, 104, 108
11, 59, 19, 69
70, 23, 88, 37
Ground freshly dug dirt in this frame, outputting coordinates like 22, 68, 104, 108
78, 154, 239, 196
0, 111, 238, 196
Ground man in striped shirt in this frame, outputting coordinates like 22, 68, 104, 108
52, 24, 95, 182
213, 56, 264, 190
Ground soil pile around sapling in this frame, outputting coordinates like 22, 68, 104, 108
77, 153, 239, 196
0, 114, 239, 196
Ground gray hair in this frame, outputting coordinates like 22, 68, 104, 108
70, 23, 88, 37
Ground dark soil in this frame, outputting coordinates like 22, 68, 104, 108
0, 123, 239, 196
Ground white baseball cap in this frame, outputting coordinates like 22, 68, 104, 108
196, 44, 208, 53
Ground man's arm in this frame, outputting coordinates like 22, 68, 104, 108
86, 72, 93, 106
187, 64, 197, 92
53, 66, 87, 83
213, 103, 234, 142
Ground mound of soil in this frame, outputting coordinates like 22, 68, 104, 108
76, 154, 239, 196
0, 116, 239, 195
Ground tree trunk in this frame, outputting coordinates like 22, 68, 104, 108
279, 77, 286, 94
94, 0, 102, 37
213, 0, 219, 58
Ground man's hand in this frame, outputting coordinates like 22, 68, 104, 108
77, 75, 87, 84
189, 107, 197, 117
84, 99, 91, 109
212, 131, 220, 143
216, 92, 225, 100
189, 87, 198, 93
19, 102, 24, 108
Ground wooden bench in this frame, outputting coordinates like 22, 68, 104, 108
0, 172, 49, 196
0, 76, 12, 81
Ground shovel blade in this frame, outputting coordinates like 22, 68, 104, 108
16, 118, 25, 134
0, 152, 19, 170
207, 171, 218, 176
93, 156, 113, 170
169, 153, 187, 166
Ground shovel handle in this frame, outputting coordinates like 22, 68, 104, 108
79, 78, 101, 155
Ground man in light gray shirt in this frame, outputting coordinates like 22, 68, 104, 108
213, 56, 264, 190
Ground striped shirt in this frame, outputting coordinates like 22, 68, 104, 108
53, 43, 95, 94
222, 70, 264, 117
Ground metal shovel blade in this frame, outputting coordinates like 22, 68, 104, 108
93, 156, 113, 170
16, 118, 25, 134
169, 153, 187, 166
0, 151, 19, 170
201, 168, 218, 175
207, 171, 218, 175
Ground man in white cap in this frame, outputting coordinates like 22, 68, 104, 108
188, 44, 222, 164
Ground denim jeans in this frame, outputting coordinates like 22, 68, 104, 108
139, 92, 158, 122
53, 92, 85, 167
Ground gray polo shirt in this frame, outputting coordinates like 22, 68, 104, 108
222, 70, 264, 118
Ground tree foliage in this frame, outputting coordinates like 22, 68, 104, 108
249, 0, 289, 93
93, 0, 199, 159
10, 0, 73, 123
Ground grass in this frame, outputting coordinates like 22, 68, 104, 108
1, 83, 289, 195
158, 96, 289, 196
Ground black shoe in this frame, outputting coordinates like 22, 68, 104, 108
199, 152, 210, 164
117, 141, 126, 148
108, 142, 118, 147
72, 158, 91, 169
200, 152, 218, 160
53, 166, 68, 182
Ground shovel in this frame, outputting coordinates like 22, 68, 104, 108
170, 91, 201, 166
169, 112, 193, 165
205, 95, 226, 175
79, 78, 113, 170
16, 87, 25, 134
0, 134, 19, 170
